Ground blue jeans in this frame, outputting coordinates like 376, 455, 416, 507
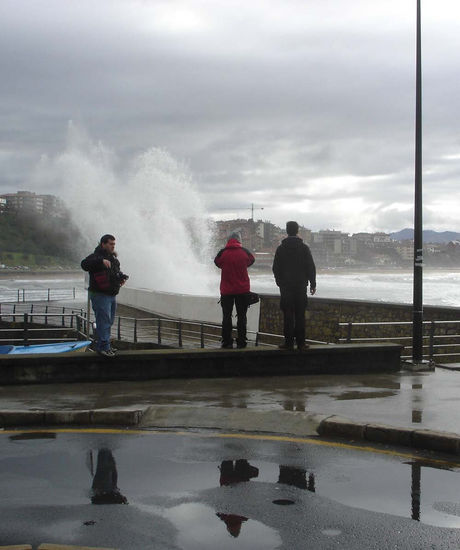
90, 293, 117, 351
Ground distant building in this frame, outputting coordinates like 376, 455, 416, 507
0, 191, 66, 217
312, 230, 344, 255
396, 244, 414, 261
0, 197, 6, 213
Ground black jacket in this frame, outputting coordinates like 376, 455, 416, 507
81, 245, 127, 296
272, 236, 316, 289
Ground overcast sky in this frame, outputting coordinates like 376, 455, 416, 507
1, 0, 460, 232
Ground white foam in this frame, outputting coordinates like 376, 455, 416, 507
32, 123, 216, 295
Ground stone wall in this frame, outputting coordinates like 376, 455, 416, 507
259, 294, 460, 360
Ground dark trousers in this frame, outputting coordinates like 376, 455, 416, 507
280, 286, 307, 346
220, 294, 248, 345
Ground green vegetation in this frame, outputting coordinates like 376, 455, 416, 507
0, 211, 84, 268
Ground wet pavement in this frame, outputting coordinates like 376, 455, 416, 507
0, 429, 459, 549
1, 368, 459, 434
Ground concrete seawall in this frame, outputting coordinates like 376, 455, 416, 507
118, 286, 261, 334
0, 343, 401, 385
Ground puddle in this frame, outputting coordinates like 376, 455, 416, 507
1, 430, 460, 542
164, 503, 281, 549
334, 390, 397, 400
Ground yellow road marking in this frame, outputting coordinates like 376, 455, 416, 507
1, 427, 459, 469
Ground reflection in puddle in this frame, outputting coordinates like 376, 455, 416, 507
91, 448, 128, 505
312, 457, 460, 528
164, 503, 281, 549
219, 460, 259, 486
335, 390, 397, 401
2, 430, 460, 542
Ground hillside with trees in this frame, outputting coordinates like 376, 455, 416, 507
0, 211, 85, 267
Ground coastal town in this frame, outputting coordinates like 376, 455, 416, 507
2, 190, 460, 271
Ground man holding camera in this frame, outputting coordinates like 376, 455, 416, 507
81, 234, 129, 357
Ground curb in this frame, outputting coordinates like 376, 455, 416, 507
1, 407, 459, 456
0, 409, 144, 427
317, 415, 460, 456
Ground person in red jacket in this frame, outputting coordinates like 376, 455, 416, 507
214, 233, 255, 348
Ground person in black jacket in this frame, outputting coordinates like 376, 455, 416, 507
81, 234, 128, 357
272, 221, 316, 350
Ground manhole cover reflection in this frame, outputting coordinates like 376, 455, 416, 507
272, 499, 295, 505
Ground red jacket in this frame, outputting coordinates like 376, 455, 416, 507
214, 239, 255, 295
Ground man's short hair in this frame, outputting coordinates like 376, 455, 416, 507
286, 221, 299, 236
100, 234, 115, 244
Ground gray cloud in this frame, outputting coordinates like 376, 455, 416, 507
1, 0, 460, 231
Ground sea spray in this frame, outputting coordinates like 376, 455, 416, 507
32, 124, 217, 294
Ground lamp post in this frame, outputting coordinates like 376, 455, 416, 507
412, 0, 423, 362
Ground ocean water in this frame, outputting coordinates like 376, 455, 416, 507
250, 270, 460, 308
1, 270, 460, 308
0, 276, 86, 304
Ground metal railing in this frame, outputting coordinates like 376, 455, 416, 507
0, 287, 77, 303
0, 312, 88, 345
113, 315, 330, 349
339, 319, 460, 362
0, 301, 329, 350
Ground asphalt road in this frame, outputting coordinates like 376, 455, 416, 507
0, 429, 459, 549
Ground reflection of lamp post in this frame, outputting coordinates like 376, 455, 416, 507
412, 0, 423, 363
411, 463, 421, 521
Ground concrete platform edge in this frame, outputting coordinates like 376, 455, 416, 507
1, 406, 460, 456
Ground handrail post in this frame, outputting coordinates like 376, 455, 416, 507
200, 323, 204, 348
62, 307, 65, 327
255, 332, 259, 347
178, 321, 183, 347
45, 305, 48, 325
17, 289, 20, 302
429, 320, 435, 361
22, 288, 25, 302
73, 287, 76, 299
157, 319, 162, 345
76, 315, 81, 335
23, 313, 28, 346
134, 318, 138, 343
117, 316, 121, 340
347, 322, 352, 343
47, 288, 50, 301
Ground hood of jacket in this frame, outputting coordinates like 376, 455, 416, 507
225, 238, 242, 249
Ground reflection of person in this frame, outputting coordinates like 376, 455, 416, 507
216, 513, 248, 538
219, 459, 259, 486
91, 448, 128, 504
216, 459, 257, 539
81, 234, 129, 357
272, 221, 316, 351
214, 233, 255, 349
278, 465, 316, 492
